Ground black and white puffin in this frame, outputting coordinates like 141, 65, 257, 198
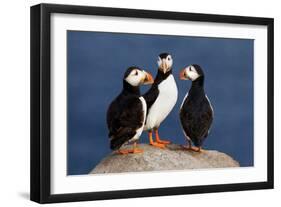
143, 53, 178, 148
179, 64, 214, 152
106, 67, 154, 154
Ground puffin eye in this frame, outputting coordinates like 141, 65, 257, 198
167, 57, 170, 61
135, 70, 138, 76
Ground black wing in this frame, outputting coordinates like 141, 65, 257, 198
107, 96, 144, 150
143, 85, 159, 112
180, 96, 213, 147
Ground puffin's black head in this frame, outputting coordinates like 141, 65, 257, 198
124, 66, 154, 86
179, 64, 204, 81
157, 53, 173, 74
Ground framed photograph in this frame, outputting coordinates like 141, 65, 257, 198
30, 3, 274, 203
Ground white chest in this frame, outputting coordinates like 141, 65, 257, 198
145, 75, 178, 130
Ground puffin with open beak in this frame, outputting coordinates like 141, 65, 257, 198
143, 53, 178, 148
179, 64, 214, 152
106, 66, 154, 154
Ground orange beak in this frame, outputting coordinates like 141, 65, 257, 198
161, 60, 169, 74
143, 71, 154, 85
179, 69, 187, 80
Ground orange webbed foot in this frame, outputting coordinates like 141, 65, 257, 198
150, 142, 165, 149
117, 149, 133, 155
154, 129, 171, 145
196, 147, 205, 152
181, 145, 200, 152
148, 131, 165, 149
155, 139, 171, 145
117, 143, 144, 155
132, 148, 144, 154
117, 148, 144, 154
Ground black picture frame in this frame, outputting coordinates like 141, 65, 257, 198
30, 3, 274, 204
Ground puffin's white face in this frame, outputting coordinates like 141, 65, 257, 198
157, 55, 173, 74
180, 65, 200, 81
125, 69, 154, 86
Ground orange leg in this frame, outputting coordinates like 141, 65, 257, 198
148, 131, 165, 148
155, 128, 171, 145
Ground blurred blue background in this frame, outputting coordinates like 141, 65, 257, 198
67, 31, 254, 175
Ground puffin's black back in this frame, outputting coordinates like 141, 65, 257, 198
180, 75, 213, 147
106, 67, 145, 150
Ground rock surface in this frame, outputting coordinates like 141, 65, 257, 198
90, 144, 239, 174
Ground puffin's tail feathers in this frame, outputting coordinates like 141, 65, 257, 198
110, 137, 126, 150
109, 128, 136, 150
193, 136, 207, 147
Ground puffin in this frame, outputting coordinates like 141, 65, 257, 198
143, 53, 178, 148
179, 64, 214, 152
106, 66, 154, 154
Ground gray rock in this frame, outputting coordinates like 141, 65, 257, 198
90, 143, 240, 174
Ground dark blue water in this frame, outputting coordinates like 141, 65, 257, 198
67, 31, 254, 175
